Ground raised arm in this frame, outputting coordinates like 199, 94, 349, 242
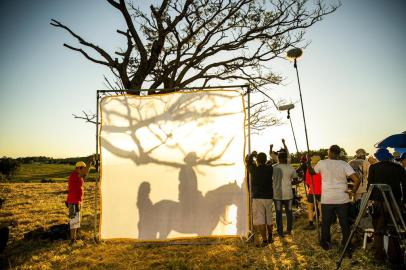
282, 138, 288, 152
83, 155, 95, 177
269, 144, 273, 157
245, 152, 257, 171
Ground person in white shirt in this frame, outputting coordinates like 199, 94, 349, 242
312, 145, 360, 251
272, 151, 298, 237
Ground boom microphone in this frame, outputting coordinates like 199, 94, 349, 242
278, 104, 295, 111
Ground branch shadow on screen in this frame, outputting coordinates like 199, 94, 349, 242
100, 92, 239, 167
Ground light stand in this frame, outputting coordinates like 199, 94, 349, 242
287, 48, 320, 241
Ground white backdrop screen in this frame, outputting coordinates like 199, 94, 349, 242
99, 90, 247, 240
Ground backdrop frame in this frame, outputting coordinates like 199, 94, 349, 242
94, 85, 252, 242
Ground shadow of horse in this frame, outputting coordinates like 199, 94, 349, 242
137, 181, 244, 240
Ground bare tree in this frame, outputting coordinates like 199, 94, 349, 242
52, 0, 339, 129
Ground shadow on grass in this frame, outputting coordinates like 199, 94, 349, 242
6, 214, 97, 269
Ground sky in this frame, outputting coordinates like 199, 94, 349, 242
0, 0, 405, 158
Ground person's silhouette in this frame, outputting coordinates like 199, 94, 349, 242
137, 182, 156, 239
178, 152, 203, 220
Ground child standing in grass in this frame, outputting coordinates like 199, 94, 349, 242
66, 158, 93, 244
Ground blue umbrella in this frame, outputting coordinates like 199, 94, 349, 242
375, 131, 406, 149
395, 148, 406, 154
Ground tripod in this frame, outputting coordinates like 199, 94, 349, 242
336, 184, 406, 269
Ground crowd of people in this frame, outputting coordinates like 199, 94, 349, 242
246, 140, 406, 269
65, 141, 406, 268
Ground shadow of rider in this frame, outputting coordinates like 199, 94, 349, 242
178, 152, 203, 220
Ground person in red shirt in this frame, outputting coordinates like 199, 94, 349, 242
66, 159, 93, 243
304, 155, 322, 230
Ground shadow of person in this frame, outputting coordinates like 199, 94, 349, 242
178, 152, 204, 221
136, 182, 157, 239
137, 175, 244, 240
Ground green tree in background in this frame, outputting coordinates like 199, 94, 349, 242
0, 157, 21, 181
290, 148, 348, 163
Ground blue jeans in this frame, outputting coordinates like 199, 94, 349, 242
274, 199, 293, 235
321, 203, 350, 246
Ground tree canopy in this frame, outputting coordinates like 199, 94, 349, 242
51, 0, 338, 91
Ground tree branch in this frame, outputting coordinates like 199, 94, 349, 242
72, 111, 99, 125
51, 19, 116, 67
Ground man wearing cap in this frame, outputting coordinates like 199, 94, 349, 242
368, 148, 406, 267
66, 159, 93, 243
311, 145, 361, 252
349, 149, 371, 202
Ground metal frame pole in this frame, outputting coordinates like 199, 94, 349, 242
97, 84, 249, 93
94, 90, 100, 242
246, 85, 254, 238
294, 58, 320, 241
242, 85, 254, 241
247, 87, 251, 154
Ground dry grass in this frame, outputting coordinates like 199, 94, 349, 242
0, 175, 384, 269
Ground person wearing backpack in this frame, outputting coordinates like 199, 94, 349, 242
349, 149, 371, 202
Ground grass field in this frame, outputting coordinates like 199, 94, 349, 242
0, 165, 384, 269
11, 164, 97, 182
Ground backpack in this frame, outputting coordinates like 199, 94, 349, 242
349, 159, 365, 185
